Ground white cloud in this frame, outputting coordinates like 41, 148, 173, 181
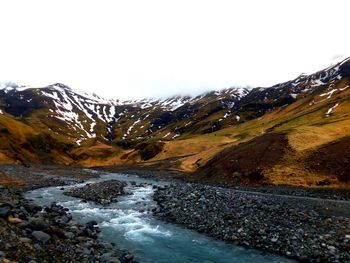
0, 0, 349, 99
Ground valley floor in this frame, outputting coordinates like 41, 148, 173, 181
0, 165, 350, 262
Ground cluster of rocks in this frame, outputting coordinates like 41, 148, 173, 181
153, 183, 350, 262
64, 180, 126, 205
0, 186, 137, 263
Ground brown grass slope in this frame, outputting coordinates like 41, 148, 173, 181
0, 59, 350, 189
192, 75, 350, 187
196, 132, 291, 185
0, 114, 74, 165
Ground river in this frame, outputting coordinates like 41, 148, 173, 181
25, 172, 294, 263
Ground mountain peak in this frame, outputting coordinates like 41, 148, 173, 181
47, 83, 72, 90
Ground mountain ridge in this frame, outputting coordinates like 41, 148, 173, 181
0, 57, 350, 187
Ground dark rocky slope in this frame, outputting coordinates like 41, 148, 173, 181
306, 136, 350, 182
197, 132, 291, 185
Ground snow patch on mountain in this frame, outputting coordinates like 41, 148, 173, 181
124, 118, 141, 138
320, 89, 338, 99
326, 103, 339, 116
172, 134, 180, 139
162, 132, 171, 138
0, 82, 32, 93
340, 85, 349, 91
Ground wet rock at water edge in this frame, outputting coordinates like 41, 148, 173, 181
28, 217, 49, 230
0, 185, 138, 263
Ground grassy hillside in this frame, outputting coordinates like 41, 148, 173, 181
0, 58, 349, 188
0, 114, 74, 164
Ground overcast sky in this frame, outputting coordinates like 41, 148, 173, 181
0, 0, 349, 99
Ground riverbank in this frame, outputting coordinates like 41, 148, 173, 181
0, 164, 101, 191
153, 183, 350, 262
1, 164, 350, 262
99, 165, 350, 201
26, 174, 294, 263
0, 186, 137, 263
0, 165, 137, 263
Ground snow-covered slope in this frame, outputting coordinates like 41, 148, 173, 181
0, 57, 349, 146
271, 57, 350, 96
0, 81, 251, 145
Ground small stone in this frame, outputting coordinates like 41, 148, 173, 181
19, 237, 32, 243
122, 253, 134, 261
107, 258, 121, 263
23, 203, 41, 213
101, 252, 113, 262
7, 215, 22, 224
32, 231, 51, 243
327, 245, 336, 252
0, 206, 11, 218
28, 217, 49, 230
33, 244, 42, 250
100, 242, 114, 250
230, 235, 238, 240
271, 237, 278, 243
64, 232, 75, 239
17, 221, 29, 228
58, 215, 71, 224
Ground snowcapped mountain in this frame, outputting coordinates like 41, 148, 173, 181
0, 57, 349, 168
272, 57, 349, 95
0, 82, 251, 146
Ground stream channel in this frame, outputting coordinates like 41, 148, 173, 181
25, 172, 294, 263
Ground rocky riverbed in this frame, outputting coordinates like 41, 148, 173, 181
64, 180, 127, 205
1, 164, 350, 262
0, 166, 138, 263
0, 186, 136, 263
153, 183, 350, 263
